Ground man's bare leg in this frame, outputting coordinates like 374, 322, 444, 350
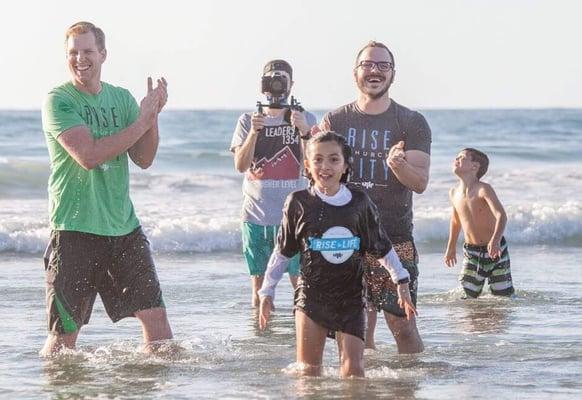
385, 312, 424, 354
365, 308, 378, 349
40, 331, 79, 357
251, 275, 265, 308
135, 307, 173, 352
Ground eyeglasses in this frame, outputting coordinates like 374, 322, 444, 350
357, 60, 393, 72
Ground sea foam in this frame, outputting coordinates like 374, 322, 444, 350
1, 201, 580, 254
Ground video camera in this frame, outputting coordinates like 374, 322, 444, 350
256, 95, 303, 114
256, 96, 304, 130
257, 69, 304, 128
261, 74, 288, 101
258, 70, 303, 113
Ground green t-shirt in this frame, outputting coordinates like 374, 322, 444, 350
42, 81, 141, 236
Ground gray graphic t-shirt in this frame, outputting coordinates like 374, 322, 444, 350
231, 110, 317, 226
323, 101, 431, 243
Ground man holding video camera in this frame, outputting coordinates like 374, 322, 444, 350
230, 60, 317, 307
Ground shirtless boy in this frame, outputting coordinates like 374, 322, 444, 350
445, 148, 515, 298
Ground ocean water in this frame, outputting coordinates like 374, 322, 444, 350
0, 109, 581, 399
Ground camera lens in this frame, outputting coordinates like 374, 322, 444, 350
271, 80, 284, 92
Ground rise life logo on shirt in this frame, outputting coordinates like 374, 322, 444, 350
308, 226, 360, 264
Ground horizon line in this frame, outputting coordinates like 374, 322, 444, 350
1, 106, 581, 112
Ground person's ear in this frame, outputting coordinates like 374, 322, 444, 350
390, 69, 396, 85
100, 48, 107, 62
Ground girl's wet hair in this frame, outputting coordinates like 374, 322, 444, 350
305, 131, 352, 184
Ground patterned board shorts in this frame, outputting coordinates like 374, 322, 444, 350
364, 241, 419, 317
461, 238, 515, 298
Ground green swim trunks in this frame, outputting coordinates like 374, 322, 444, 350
241, 221, 300, 276
461, 237, 514, 298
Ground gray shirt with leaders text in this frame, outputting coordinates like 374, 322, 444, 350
231, 111, 317, 226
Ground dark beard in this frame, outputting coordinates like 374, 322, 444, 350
368, 84, 389, 99
357, 79, 390, 100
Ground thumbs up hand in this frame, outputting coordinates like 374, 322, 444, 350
387, 141, 406, 170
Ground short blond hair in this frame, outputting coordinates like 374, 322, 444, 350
65, 21, 106, 50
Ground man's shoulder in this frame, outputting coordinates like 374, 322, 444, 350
327, 102, 358, 118
101, 82, 133, 97
237, 112, 253, 123
45, 81, 75, 101
391, 101, 431, 146
392, 100, 425, 121
233, 112, 252, 134
45, 81, 131, 103
43, 82, 81, 117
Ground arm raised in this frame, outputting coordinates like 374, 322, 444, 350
233, 113, 264, 173
387, 141, 430, 193
129, 77, 168, 169
57, 83, 159, 170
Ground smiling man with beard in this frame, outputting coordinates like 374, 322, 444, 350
321, 41, 431, 353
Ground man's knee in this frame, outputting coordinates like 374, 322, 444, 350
135, 306, 168, 322
135, 307, 171, 332
136, 307, 172, 342
385, 313, 423, 353
386, 313, 418, 338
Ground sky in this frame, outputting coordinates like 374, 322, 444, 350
1, 0, 581, 110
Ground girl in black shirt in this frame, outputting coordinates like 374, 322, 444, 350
258, 131, 416, 378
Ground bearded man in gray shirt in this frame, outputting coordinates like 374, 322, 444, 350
321, 41, 431, 353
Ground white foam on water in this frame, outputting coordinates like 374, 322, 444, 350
1, 199, 581, 254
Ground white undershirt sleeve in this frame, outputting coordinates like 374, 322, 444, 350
377, 247, 410, 284
258, 249, 291, 302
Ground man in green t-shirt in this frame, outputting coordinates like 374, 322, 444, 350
40, 21, 172, 356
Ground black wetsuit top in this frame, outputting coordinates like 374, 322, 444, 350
278, 185, 393, 339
